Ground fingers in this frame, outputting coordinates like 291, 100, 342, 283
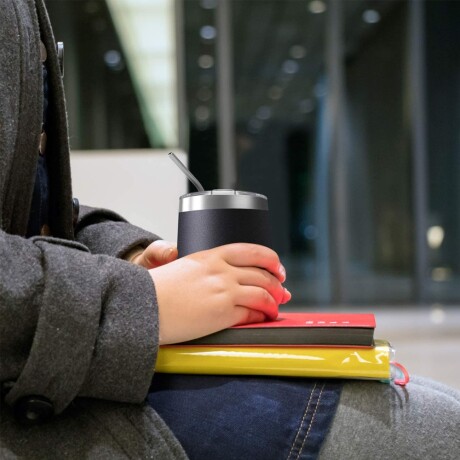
135, 240, 178, 269
232, 306, 266, 326
219, 243, 286, 282
233, 285, 279, 320
281, 288, 292, 304
219, 244, 292, 311
237, 267, 291, 306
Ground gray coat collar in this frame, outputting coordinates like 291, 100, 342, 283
0, 0, 74, 239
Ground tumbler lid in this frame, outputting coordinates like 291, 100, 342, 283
179, 189, 268, 212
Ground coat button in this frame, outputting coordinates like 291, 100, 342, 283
39, 131, 47, 156
40, 41, 47, 63
57, 42, 64, 77
13, 396, 54, 425
72, 197, 80, 227
40, 224, 51, 236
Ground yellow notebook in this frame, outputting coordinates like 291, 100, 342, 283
155, 339, 392, 381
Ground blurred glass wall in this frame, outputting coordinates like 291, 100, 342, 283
47, 0, 460, 306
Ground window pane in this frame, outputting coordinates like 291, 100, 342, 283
426, 0, 460, 301
223, 1, 326, 303
183, 0, 219, 190
46, 0, 174, 149
343, 1, 414, 303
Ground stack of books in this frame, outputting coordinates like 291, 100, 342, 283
156, 313, 408, 384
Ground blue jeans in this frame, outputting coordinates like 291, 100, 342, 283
148, 375, 342, 460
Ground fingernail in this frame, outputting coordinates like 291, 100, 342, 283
279, 264, 286, 282
162, 247, 175, 259
283, 288, 292, 303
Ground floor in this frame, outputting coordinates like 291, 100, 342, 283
283, 304, 460, 390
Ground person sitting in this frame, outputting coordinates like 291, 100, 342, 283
1, 1, 459, 458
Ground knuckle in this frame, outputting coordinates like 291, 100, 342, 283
261, 270, 280, 294
212, 276, 228, 296
241, 244, 256, 257
268, 272, 279, 288
241, 308, 253, 324
242, 242, 257, 252
260, 288, 273, 306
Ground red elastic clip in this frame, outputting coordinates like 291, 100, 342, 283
391, 361, 410, 386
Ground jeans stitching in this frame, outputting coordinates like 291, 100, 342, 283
286, 382, 317, 460
296, 383, 325, 460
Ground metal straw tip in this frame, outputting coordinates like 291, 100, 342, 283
168, 152, 205, 192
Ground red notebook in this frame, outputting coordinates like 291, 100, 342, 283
181, 313, 376, 347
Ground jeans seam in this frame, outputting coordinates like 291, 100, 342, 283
296, 383, 325, 460
286, 382, 317, 460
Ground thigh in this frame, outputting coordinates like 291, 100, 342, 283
318, 376, 460, 460
148, 375, 342, 460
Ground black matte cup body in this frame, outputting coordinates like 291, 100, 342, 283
177, 190, 270, 257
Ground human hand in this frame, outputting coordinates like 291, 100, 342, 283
149, 243, 291, 345
129, 240, 178, 269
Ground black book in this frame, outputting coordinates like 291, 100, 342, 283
180, 312, 376, 347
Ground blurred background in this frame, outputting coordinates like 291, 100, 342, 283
46, 0, 460, 389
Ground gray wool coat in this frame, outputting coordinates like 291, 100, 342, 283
0, 0, 188, 457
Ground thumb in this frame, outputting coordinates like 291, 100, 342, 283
137, 240, 178, 269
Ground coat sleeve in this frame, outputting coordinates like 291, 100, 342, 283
74, 204, 162, 258
1, 229, 159, 415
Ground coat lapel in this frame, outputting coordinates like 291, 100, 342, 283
0, 0, 42, 235
34, 0, 74, 239
0, 0, 75, 238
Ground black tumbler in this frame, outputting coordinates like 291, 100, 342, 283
177, 189, 271, 257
